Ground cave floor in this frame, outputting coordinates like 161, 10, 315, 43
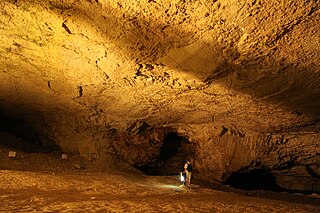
0, 149, 319, 212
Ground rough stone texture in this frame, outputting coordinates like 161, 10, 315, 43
0, 0, 319, 192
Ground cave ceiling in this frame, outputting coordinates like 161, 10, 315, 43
0, 0, 319, 189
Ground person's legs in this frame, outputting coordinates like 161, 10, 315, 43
186, 171, 192, 186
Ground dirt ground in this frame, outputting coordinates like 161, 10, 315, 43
0, 146, 319, 213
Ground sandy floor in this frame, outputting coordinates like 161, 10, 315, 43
0, 148, 319, 212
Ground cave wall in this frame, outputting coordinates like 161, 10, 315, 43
0, 0, 319, 192
180, 124, 320, 191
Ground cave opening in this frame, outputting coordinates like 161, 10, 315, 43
160, 132, 182, 161
0, 115, 57, 153
224, 169, 282, 192
138, 132, 188, 175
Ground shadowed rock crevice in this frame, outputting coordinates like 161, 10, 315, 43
136, 131, 192, 175
0, 132, 56, 153
225, 169, 282, 192
0, 115, 57, 153
0, 115, 39, 145
160, 132, 182, 161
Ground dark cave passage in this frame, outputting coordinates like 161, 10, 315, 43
137, 132, 188, 175
160, 132, 182, 161
0, 115, 56, 153
225, 169, 282, 192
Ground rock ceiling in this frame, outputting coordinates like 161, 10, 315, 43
0, 0, 319, 192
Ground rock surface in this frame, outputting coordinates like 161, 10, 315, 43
1, 148, 319, 212
0, 0, 319, 192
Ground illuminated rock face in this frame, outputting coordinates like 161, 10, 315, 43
0, 0, 319, 192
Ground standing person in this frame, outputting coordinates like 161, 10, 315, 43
184, 159, 193, 187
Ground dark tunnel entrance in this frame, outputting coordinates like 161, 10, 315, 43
160, 132, 182, 161
138, 132, 189, 175
224, 169, 282, 192
0, 115, 57, 153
